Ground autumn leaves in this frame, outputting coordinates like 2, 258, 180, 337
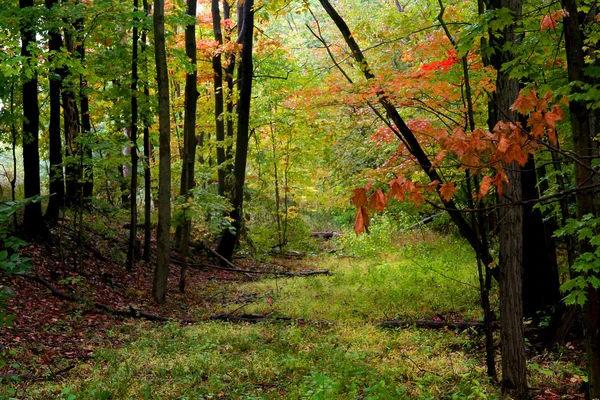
351, 88, 565, 235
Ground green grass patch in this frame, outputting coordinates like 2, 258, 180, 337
1, 231, 585, 399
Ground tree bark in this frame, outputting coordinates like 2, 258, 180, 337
44, 0, 65, 223
561, 0, 600, 397
216, 0, 254, 261
153, 0, 171, 304
141, 0, 152, 263
175, 0, 198, 292
20, 0, 46, 236
127, 0, 140, 271
490, 0, 528, 396
212, 0, 227, 197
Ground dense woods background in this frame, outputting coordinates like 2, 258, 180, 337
2, 0, 600, 398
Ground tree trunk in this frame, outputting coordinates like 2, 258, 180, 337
44, 0, 65, 223
77, 29, 93, 203
212, 0, 227, 197
127, 0, 140, 271
62, 28, 81, 208
20, 0, 45, 236
561, 0, 600, 396
176, 0, 198, 292
223, 0, 237, 167
489, 0, 528, 396
141, 0, 152, 263
153, 0, 171, 304
216, 0, 254, 261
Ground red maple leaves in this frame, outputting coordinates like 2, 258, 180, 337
351, 88, 565, 235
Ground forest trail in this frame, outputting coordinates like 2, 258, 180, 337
0, 230, 585, 399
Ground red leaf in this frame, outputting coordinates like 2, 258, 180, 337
352, 188, 367, 207
368, 190, 388, 211
354, 205, 371, 235
478, 175, 493, 199
388, 178, 405, 201
439, 183, 457, 202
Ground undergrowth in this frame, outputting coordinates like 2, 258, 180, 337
0, 230, 586, 399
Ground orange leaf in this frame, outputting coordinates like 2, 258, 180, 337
491, 171, 508, 199
540, 15, 557, 31
354, 205, 371, 235
511, 89, 537, 113
440, 182, 457, 202
479, 175, 493, 199
352, 188, 367, 207
409, 190, 425, 207
544, 110, 562, 128
368, 190, 388, 211
388, 179, 405, 201
497, 136, 510, 153
426, 180, 440, 193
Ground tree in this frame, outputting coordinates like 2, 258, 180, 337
127, 0, 140, 271
216, 0, 255, 262
153, 0, 171, 304
44, 0, 65, 223
20, 0, 45, 237
212, 0, 227, 197
561, 0, 600, 396
487, 0, 528, 395
175, 0, 199, 292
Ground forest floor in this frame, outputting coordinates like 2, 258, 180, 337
0, 221, 589, 399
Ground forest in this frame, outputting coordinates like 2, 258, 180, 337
1, 0, 599, 398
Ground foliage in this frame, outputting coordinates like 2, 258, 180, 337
555, 214, 600, 306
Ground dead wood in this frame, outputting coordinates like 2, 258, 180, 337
16, 274, 196, 323
380, 319, 501, 330
17, 274, 331, 326
311, 231, 342, 240
0, 364, 75, 382
183, 261, 331, 277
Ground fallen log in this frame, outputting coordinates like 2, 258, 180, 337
17, 274, 195, 324
176, 259, 332, 278
17, 274, 329, 326
311, 231, 342, 240
380, 319, 500, 330
0, 364, 75, 382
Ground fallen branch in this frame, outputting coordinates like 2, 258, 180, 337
189, 241, 239, 269
17, 274, 195, 324
178, 259, 331, 278
0, 364, 75, 382
311, 231, 342, 240
17, 274, 331, 326
405, 213, 444, 231
380, 319, 500, 330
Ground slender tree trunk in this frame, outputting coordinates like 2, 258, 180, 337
216, 0, 254, 261
153, 0, 171, 304
20, 0, 45, 236
77, 33, 93, 203
10, 80, 18, 231
62, 27, 81, 208
127, 0, 140, 271
223, 0, 236, 167
45, 0, 65, 223
142, 0, 152, 263
176, 0, 198, 293
562, 0, 600, 396
212, 0, 227, 197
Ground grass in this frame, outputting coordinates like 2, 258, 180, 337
1, 230, 586, 399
